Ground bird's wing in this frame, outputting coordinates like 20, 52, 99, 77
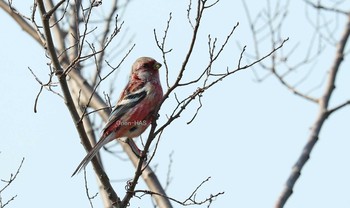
102, 87, 147, 132
71, 82, 148, 176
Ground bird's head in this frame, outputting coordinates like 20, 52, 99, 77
131, 57, 162, 82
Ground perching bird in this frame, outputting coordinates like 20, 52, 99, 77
72, 57, 163, 176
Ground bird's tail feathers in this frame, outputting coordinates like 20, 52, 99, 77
71, 132, 115, 177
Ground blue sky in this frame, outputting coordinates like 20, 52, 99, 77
1, 1, 350, 208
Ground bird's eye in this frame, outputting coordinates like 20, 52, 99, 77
142, 63, 149, 68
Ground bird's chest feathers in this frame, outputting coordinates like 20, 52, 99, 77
122, 82, 161, 136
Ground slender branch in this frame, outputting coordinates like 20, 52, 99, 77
0, 158, 24, 208
275, 13, 350, 208
186, 0, 194, 29
327, 100, 350, 115
28, 66, 61, 112
272, 70, 319, 103
83, 169, 98, 208
36, 0, 121, 206
243, 0, 320, 102
178, 22, 240, 87
120, 121, 164, 207
134, 177, 224, 207
45, 0, 66, 18
164, 151, 174, 191
0, 0, 43, 45
0, 158, 24, 193
155, 38, 288, 138
79, 44, 135, 123
92, 1, 119, 87
154, 12, 173, 89
304, 0, 349, 15
45, 0, 69, 64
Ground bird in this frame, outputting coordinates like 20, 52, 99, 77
72, 57, 163, 176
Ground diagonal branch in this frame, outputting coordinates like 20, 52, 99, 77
0, 157, 24, 208
0, 0, 42, 44
36, 0, 121, 206
304, 0, 349, 15
275, 13, 350, 208
327, 100, 350, 115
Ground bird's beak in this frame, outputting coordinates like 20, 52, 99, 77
154, 62, 162, 70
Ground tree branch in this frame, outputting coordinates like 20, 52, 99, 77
275, 13, 350, 208
134, 177, 224, 207
36, 0, 121, 206
0, 0, 42, 45
0, 157, 24, 208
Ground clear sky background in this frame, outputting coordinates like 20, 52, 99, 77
1, 1, 350, 208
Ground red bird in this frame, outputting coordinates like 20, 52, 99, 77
72, 57, 163, 176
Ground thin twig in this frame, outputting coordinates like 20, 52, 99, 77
84, 169, 98, 208
134, 176, 224, 206
304, 0, 349, 15
0, 158, 24, 208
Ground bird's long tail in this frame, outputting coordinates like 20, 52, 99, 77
71, 133, 114, 177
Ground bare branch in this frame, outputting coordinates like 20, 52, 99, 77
272, 69, 319, 103
0, 0, 42, 44
327, 100, 350, 115
92, 2, 120, 87
242, 0, 323, 102
78, 44, 135, 123
275, 13, 350, 208
83, 169, 98, 208
134, 177, 224, 207
156, 38, 289, 141
36, 0, 121, 206
154, 12, 173, 88
45, 0, 66, 19
164, 151, 174, 191
0, 158, 24, 208
186, 0, 194, 29
186, 94, 203, 124
28, 66, 62, 112
304, 0, 349, 15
